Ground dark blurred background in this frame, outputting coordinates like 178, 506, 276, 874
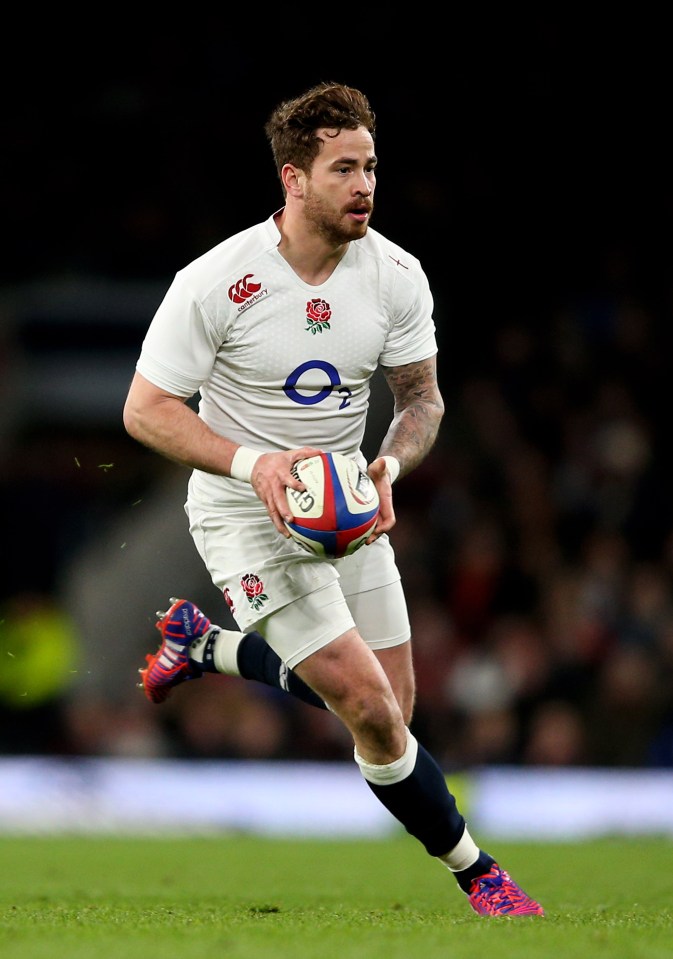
2, 14, 672, 768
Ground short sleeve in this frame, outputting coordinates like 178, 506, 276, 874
136, 272, 223, 397
379, 263, 438, 368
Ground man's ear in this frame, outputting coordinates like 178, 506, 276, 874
282, 163, 305, 198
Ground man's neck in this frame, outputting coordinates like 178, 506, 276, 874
274, 208, 348, 286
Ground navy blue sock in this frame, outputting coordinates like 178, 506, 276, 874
453, 852, 496, 893
364, 741, 496, 891
364, 741, 467, 856
200, 629, 328, 710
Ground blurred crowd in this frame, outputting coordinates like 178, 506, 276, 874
1, 266, 672, 770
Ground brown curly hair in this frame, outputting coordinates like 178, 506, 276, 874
264, 82, 376, 193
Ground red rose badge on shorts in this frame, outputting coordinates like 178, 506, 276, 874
305, 298, 331, 334
240, 572, 268, 612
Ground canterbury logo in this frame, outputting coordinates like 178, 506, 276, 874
228, 273, 262, 304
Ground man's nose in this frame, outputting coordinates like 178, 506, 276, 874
355, 173, 373, 195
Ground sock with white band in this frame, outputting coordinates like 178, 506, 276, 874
354, 728, 494, 892
188, 626, 222, 673
437, 828, 480, 871
354, 729, 465, 853
189, 626, 240, 674
355, 727, 419, 783
189, 626, 328, 710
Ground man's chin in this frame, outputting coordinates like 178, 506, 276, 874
347, 220, 369, 240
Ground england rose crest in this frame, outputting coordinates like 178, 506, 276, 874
305, 298, 331, 334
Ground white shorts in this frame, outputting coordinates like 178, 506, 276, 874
185, 492, 411, 669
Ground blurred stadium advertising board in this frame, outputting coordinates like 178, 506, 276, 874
1, 758, 672, 839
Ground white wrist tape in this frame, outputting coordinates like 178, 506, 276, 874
230, 446, 262, 483
382, 455, 400, 484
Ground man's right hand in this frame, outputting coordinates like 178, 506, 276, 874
251, 447, 323, 536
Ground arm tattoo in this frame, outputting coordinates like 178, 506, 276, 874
379, 357, 445, 477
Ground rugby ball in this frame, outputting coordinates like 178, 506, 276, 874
285, 452, 380, 559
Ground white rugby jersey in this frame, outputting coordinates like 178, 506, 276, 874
136, 211, 438, 506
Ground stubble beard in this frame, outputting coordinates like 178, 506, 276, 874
303, 188, 371, 246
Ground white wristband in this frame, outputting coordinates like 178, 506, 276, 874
382, 455, 400, 484
230, 446, 262, 483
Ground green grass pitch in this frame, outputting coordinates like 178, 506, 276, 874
0, 834, 671, 958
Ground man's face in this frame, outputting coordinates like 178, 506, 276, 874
301, 126, 376, 244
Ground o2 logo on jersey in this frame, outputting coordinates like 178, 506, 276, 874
283, 360, 352, 409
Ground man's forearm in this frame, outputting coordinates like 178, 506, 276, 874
124, 391, 237, 476
378, 405, 443, 478
379, 360, 445, 478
